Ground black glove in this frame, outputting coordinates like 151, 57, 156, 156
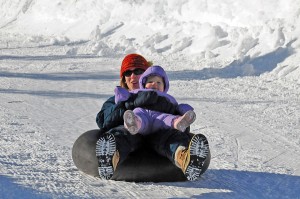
134, 91, 159, 107
144, 95, 177, 114
125, 91, 159, 109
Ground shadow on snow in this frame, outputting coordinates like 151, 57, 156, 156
169, 44, 295, 80
163, 169, 300, 199
1, 41, 296, 82
0, 88, 111, 99
0, 70, 116, 99
0, 175, 53, 199
0, 71, 117, 81
0, 54, 98, 61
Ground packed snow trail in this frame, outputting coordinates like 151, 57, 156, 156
1, 42, 300, 198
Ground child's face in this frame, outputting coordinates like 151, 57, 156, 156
145, 75, 165, 92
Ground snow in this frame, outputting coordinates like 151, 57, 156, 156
0, 0, 300, 198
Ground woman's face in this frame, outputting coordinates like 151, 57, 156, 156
123, 68, 145, 90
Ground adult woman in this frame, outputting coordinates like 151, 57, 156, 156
95, 54, 209, 181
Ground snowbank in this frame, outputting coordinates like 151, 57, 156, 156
1, 0, 299, 80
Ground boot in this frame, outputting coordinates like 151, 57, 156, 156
173, 110, 196, 132
175, 134, 209, 181
123, 110, 142, 135
96, 133, 120, 180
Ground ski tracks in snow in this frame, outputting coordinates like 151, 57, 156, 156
1, 46, 300, 198
178, 77, 300, 175
0, 57, 229, 198
177, 77, 300, 198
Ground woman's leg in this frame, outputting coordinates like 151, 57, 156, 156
145, 128, 191, 163
145, 129, 209, 181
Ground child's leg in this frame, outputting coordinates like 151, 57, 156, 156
133, 108, 151, 134
153, 111, 196, 132
153, 112, 180, 132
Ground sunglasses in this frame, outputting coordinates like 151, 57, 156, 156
123, 68, 145, 77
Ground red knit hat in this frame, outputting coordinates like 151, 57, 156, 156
120, 54, 150, 77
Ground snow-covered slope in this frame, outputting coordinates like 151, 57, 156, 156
1, 0, 300, 77
1, 0, 300, 198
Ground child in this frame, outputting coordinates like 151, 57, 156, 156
114, 65, 196, 135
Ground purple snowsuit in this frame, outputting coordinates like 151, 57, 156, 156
115, 65, 193, 135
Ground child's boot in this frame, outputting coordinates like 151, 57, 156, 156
173, 110, 196, 132
123, 110, 142, 135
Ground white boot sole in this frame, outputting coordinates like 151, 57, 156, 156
96, 134, 116, 180
185, 134, 209, 181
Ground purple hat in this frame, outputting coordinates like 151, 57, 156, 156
139, 65, 169, 93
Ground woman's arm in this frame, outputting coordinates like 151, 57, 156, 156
96, 96, 126, 132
